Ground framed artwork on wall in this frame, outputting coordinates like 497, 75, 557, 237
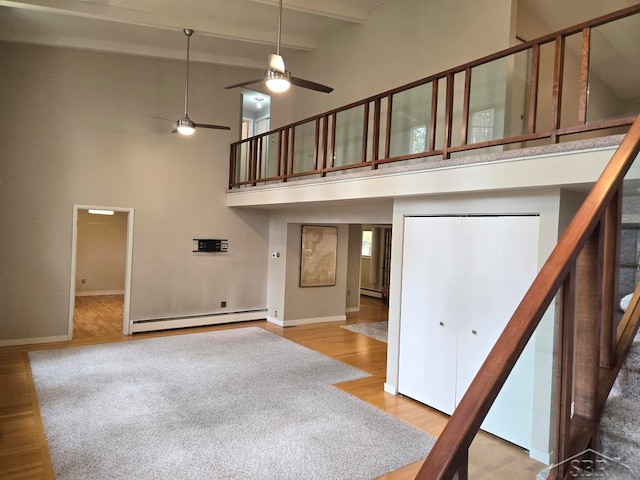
300, 225, 338, 287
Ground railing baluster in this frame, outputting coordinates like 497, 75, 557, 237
286, 127, 293, 177
579, 27, 591, 125
600, 189, 622, 369
313, 118, 320, 174
558, 265, 577, 480
321, 115, 329, 172
276, 131, 283, 179
384, 95, 393, 160
461, 68, 472, 146
249, 138, 256, 185
443, 73, 454, 159
527, 44, 540, 135
574, 228, 602, 423
362, 101, 370, 165
257, 138, 263, 183
551, 35, 565, 143
372, 98, 381, 166
330, 113, 337, 168
429, 80, 438, 152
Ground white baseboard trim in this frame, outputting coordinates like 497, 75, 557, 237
75, 290, 125, 297
528, 447, 552, 465
266, 316, 284, 326
272, 315, 346, 327
345, 307, 360, 313
130, 309, 267, 333
384, 382, 398, 395
0, 334, 70, 347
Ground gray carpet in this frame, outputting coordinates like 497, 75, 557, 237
341, 322, 388, 343
29, 327, 433, 479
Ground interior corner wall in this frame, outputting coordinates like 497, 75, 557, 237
271, 0, 517, 126
0, 40, 268, 343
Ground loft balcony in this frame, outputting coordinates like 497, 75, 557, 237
227, 5, 639, 206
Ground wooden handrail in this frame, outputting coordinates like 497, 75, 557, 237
415, 116, 640, 479
229, 5, 640, 189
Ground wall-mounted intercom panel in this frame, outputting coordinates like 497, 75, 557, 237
193, 239, 228, 253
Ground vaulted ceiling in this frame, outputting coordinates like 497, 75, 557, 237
0, 0, 384, 68
0, 0, 637, 100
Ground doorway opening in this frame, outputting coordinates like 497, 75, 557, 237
241, 89, 270, 139
360, 225, 392, 306
68, 205, 134, 339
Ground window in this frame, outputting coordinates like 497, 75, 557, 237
362, 230, 372, 257
410, 125, 427, 154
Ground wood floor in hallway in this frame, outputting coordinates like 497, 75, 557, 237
0, 296, 543, 479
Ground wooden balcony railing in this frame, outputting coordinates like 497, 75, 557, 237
416, 115, 640, 479
229, 5, 640, 190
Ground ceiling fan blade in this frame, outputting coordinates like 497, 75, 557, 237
225, 79, 264, 89
149, 114, 176, 122
290, 76, 334, 93
194, 122, 231, 131
268, 53, 286, 73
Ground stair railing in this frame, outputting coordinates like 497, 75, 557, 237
414, 116, 640, 479
229, 5, 640, 190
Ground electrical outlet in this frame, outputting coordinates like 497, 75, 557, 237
274, 310, 278, 317
221, 301, 227, 308
347, 289, 351, 296
81, 279, 86, 284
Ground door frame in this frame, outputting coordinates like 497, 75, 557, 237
68, 204, 135, 338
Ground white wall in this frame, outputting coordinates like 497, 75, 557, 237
0, 41, 268, 343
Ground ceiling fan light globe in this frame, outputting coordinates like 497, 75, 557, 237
177, 118, 196, 135
266, 70, 291, 93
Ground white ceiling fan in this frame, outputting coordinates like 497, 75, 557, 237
150, 29, 231, 135
225, 0, 333, 94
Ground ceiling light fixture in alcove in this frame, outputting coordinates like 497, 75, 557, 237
88, 209, 115, 215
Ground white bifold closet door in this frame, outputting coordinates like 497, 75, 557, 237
398, 215, 539, 450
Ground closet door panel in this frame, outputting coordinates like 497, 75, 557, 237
456, 216, 500, 399
398, 216, 462, 414
481, 216, 539, 448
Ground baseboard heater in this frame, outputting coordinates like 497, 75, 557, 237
131, 308, 267, 333
360, 288, 382, 299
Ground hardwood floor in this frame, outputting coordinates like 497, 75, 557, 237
73, 294, 124, 339
0, 296, 544, 479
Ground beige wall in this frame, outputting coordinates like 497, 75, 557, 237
0, 41, 268, 342
76, 210, 127, 294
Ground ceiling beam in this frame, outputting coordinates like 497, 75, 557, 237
251, 0, 372, 23
0, 0, 317, 50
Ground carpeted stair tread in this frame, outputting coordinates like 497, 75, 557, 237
599, 397, 640, 447
597, 430, 640, 478
610, 362, 640, 398
624, 340, 640, 371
